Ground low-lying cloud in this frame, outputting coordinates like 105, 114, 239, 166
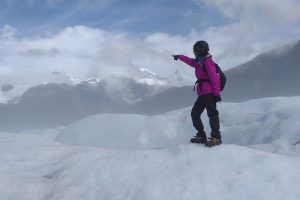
0, 25, 196, 88
1, 0, 300, 88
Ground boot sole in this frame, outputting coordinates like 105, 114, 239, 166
191, 138, 222, 147
190, 138, 209, 146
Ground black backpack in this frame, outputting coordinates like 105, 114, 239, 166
194, 59, 226, 91
213, 63, 226, 91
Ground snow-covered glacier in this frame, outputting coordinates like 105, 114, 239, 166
1, 96, 300, 200
56, 96, 300, 155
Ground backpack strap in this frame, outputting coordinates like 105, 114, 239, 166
194, 56, 211, 91
193, 79, 209, 91
201, 56, 211, 74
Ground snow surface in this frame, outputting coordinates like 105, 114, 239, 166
57, 96, 300, 155
0, 85, 30, 104
1, 96, 300, 200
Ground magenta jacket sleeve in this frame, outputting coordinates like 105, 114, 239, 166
178, 55, 198, 68
204, 58, 220, 96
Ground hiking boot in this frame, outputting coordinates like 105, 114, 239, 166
190, 136, 208, 145
191, 132, 208, 145
207, 137, 222, 147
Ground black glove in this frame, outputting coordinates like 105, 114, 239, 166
214, 95, 222, 103
172, 55, 179, 61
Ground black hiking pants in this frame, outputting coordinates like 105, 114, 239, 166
191, 93, 221, 139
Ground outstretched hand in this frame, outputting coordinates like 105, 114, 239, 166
172, 55, 179, 61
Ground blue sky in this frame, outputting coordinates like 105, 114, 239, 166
0, 0, 230, 36
0, 0, 300, 86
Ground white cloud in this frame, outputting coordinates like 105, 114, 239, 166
197, 0, 300, 23
0, 25, 17, 38
191, 0, 300, 67
2, 1, 299, 86
0, 26, 196, 88
1, 0, 300, 90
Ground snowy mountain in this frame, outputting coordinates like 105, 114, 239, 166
0, 84, 28, 104
1, 96, 300, 200
0, 67, 167, 104
0, 82, 115, 132
137, 68, 168, 86
0, 75, 169, 132
0, 71, 72, 104
222, 40, 300, 101
0, 69, 184, 131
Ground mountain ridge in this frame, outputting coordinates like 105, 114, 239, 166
0, 40, 299, 131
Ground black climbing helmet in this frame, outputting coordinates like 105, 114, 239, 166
193, 40, 209, 56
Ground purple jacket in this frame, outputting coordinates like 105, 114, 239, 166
178, 55, 220, 96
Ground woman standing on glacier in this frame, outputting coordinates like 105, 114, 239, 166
172, 41, 222, 147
